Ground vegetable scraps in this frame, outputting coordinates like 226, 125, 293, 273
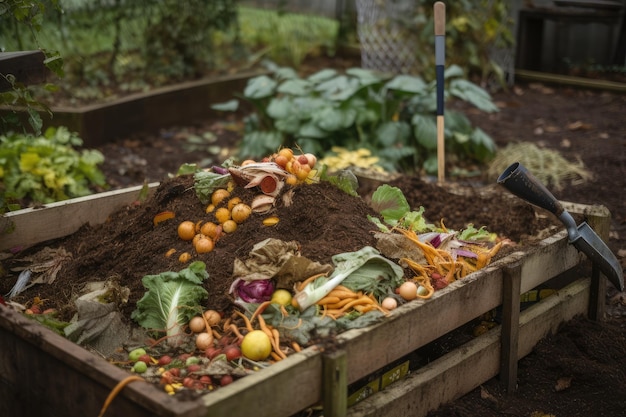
368, 184, 502, 290
293, 246, 404, 311
131, 261, 209, 347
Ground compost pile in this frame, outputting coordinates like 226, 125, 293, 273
1, 166, 561, 399
4, 173, 557, 321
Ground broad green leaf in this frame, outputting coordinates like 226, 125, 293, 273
211, 99, 239, 112
273, 66, 299, 80
266, 97, 292, 119
315, 75, 360, 101
298, 122, 328, 139
444, 64, 465, 79
375, 121, 411, 146
385, 75, 426, 94
278, 79, 311, 96
369, 184, 410, 223
307, 68, 338, 83
275, 116, 301, 134
313, 106, 356, 132
345, 68, 383, 86
244, 75, 277, 99
449, 79, 498, 113
412, 114, 438, 149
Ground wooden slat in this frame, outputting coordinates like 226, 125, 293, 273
345, 278, 590, 417
0, 304, 205, 417
202, 347, 323, 416
339, 264, 505, 384
500, 263, 522, 392
324, 350, 348, 417
518, 230, 582, 293
0, 183, 159, 251
0, 51, 48, 91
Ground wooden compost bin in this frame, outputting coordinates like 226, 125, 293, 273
0, 184, 611, 417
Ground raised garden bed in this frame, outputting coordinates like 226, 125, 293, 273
0, 175, 611, 417
0, 71, 263, 147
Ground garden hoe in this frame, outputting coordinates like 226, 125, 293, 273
498, 162, 624, 291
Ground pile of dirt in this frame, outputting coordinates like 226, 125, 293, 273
1, 173, 555, 324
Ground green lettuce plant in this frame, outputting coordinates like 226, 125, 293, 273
131, 261, 209, 347
213, 64, 498, 174
0, 126, 106, 211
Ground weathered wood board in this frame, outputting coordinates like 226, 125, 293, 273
0, 183, 159, 251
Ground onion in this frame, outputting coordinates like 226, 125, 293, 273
381, 297, 398, 310
398, 281, 418, 301
196, 332, 214, 350
189, 316, 206, 333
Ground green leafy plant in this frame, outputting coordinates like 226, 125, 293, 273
214, 64, 498, 174
131, 261, 209, 348
0, 0, 64, 133
237, 6, 339, 68
0, 126, 106, 211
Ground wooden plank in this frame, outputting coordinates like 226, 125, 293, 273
0, 51, 48, 91
500, 263, 521, 392
0, 183, 159, 251
324, 350, 348, 417
338, 263, 505, 384
201, 347, 323, 416
515, 69, 626, 93
345, 278, 590, 417
0, 70, 266, 146
0, 304, 205, 417
518, 231, 582, 293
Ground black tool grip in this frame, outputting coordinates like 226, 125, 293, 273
497, 162, 564, 216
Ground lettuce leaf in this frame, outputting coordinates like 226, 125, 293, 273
368, 184, 436, 232
131, 261, 209, 347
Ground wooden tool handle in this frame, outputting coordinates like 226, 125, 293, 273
434, 2, 446, 36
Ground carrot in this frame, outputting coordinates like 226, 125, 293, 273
316, 296, 341, 305
353, 304, 377, 313
338, 296, 375, 313
296, 273, 327, 292
325, 297, 360, 310
291, 341, 302, 353
97, 375, 144, 417
258, 315, 286, 359
327, 289, 359, 299
270, 352, 282, 361
235, 310, 254, 332
222, 317, 232, 333
250, 301, 272, 323
228, 324, 245, 342
333, 284, 355, 293
271, 328, 282, 356
212, 328, 222, 340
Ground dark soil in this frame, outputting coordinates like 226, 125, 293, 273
2, 55, 625, 416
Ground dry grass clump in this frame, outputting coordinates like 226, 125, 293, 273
487, 142, 593, 191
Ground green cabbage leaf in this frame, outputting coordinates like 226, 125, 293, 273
131, 261, 209, 347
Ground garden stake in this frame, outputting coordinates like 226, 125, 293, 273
434, 1, 446, 184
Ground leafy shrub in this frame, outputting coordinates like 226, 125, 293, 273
0, 127, 106, 211
237, 6, 339, 68
0, 0, 64, 134
213, 64, 498, 174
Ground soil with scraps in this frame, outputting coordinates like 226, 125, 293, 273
1, 55, 625, 416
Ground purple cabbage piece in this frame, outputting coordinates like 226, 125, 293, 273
231, 278, 275, 303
